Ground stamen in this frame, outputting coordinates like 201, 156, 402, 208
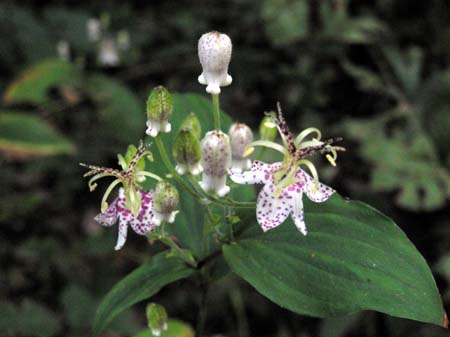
244, 140, 287, 157
135, 171, 163, 181
100, 178, 122, 212
88, 172, 116, 191
295, 127, 322, 147
297, 159, 320, 193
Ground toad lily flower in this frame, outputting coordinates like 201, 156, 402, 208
80, 142, 165, 249
198, 31, 232, 94
95, 187, 155, 250
229, 104, 345, 234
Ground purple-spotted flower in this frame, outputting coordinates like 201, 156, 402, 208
199, 130, 232, 197
229, 123, 253, 172
81, 142, 166, 249
95, 187, 155, 250
229, 104, 345, 234
198, 31, 232, 94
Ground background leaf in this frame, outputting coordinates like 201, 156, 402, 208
223, 195, 446, 326
93, 252, 195, 335
0, 111, 75, 157
3, 59, 81, 105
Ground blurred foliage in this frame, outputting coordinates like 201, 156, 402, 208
0, 0, 448, 337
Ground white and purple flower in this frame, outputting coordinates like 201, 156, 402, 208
230, 104, 344, 234
95, 188, 155, 250
229, 161, 334, 234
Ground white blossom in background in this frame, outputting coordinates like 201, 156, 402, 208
198, 31, 232, 94
56, 40, 70, 61
98, 37, 120, 67
199, 130, 232, 197
229, 123, 253, 172
87, 18, 101, 42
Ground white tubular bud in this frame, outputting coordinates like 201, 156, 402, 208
228, 123, 253, 172
199, 130, 231, 197
198, 31, 232, 94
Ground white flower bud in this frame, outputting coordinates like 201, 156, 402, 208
56, 40, 70, 61
199, 130, 231, 196
198, 31, 232, 94
229, 123, 253, 172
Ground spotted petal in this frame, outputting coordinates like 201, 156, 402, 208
291, 191, 307, 235
129, 190, 155, 234
256, 181, 293, 231
94, 198, 119, 227
229, 160, 277, 185
298, 168, 335, 203
115, 220, 128, 250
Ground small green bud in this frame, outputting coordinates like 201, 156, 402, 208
172, 129, 202, 175
153, 181, 179, 226
259, 115, 277, 141
146, 86, 173, 137
180, 112, 202, 139
146, 303, 168, 336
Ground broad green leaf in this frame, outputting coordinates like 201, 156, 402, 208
0, 299, 61, 337
0, 112, 75, 157
134, 319, 194, 337
223, 195, 446, 327
3, 59, 81, 105
93, 252, 195, 335
83, 75, 145, 144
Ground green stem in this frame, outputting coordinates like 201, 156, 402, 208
212, 94, 221, 131
154, 136, 199, 199
157, 227, 197, 268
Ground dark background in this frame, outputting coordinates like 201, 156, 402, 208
0, 1, 449, 336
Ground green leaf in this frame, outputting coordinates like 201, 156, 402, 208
0, 112, 75, 157
83, 74, 145, 144
133, 319, 194, 337
223, 195, 446, 327
3, 59, 81, 105
93, 252, 195, 335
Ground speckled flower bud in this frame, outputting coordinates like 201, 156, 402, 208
198, 31, 232, 94
199, 130, 232, 197
259, 115, 277, 141
146, 86, 173, 137
229, 123, 253, 172
152, 181, 179, 226
180, 112, 202, 139
172, 129, 203, 175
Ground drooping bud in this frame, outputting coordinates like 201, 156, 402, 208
146, 303, 168, 337
180, 112, 202, 139
198, 31, 232, 94
172, 129, 202, 175
152, 181, 179, 226
146, 86, 173, 137
259, 115, 277, 141
199, 130, 231, 197
229, 123, 253, 172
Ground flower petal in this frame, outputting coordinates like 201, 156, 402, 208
298, 168, 335, 203
257, 181, 293, 231
291, 192, 307, 235
94, 197, 119, 227
229, 160, 277, 185
129, 190, 155, 234
114, 220, 128, 250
